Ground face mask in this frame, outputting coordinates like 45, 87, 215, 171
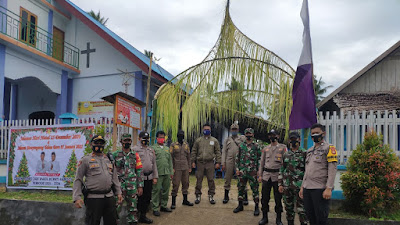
311, 134, 323, 143
290, 140, 299, 148
203, 130, 211, 136
92, 145, 104, 153
157, 138, 165, 145
231, 131, 238, 136
177, 135, 184, 144
141, 139, 149, 146
246, 135, 253, 140
123, 143, 131, 149
270, 136, 277, 142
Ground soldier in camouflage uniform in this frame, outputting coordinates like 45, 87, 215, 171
113, 133, 144, 225
278, 132, 308, 225
233, 128, 261, 216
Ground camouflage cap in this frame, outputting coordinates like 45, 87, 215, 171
121, 133, 132, 141
244, 128, 254, 134
230, 123, 239, 129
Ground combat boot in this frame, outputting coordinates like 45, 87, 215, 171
233, 201, 244, 213
209, 195, 216, 204
243, 191, 249, 205
223, 189, 229, 204
276, 212, 283, 225
254, 204, 260, 216
195, 194, 201, 204
259, 211, 268, 225
287, 220, 294, 225
182, 194, 194, 206
171, 196, 176, 209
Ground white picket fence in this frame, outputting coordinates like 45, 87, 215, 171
0, 117, 136, 159
318, 110, 400, 164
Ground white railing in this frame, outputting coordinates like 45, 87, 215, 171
318, 110, 400, 164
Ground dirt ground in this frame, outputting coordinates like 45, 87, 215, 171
146, 176, 301, 225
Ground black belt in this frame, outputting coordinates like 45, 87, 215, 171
263, 168, 279, 173
143, 171, 153, 176
88, 189, 112, 194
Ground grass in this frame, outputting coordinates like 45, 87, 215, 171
329, 207, 400, 221
0, 187, 72, 203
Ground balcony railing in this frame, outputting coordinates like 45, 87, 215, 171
0, 6, 79, 69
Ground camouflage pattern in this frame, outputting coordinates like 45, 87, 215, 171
113, 149, 143, 224
278, 147, 307, 223
235, 140, 261, 203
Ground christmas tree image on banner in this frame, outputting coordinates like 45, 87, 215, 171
15, 152, 31, 186
64, 150, 78, 187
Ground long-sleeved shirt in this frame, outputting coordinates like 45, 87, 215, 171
152, 144, 173, 176
258, 143, 287, 182
170, 141, 191, 171
222, 135, 245, 166
191, 136, 221, 164
278, 147, 306, 189
113, 149, 144, 189
235, 140, 261, 174
133, 144, 158, 180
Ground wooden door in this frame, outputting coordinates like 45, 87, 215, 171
52, 27, 64, 61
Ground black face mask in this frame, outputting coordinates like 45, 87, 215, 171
92, 145, 104, 153
123, 143, 131, 149
311, 134, 323, 143
270, 136, 277, 142
141, 139, 149, 146
177, 135, 184, 144
290, 140, 299, 148
246, 136, 253, 140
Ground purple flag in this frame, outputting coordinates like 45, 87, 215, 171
289, 0, 317, 130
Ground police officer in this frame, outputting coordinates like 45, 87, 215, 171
113, 133, 144, 225
170, 130, 194, 209
191, 123, 221, 204
134, 131, 158, 224
278, 132, 307, 225
299, 123, 338, 225
73, 135, 123, 225
258, 129, 286, 225
233, 128, 261, 216
151, 131, 173, 216
222, 123, 246, 204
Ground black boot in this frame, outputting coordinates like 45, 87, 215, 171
288, 220, 294, 225
233, 201, 244, 213
254, 204, 260, 216
276, 213, 283, 225
195, 194, 201, 204
243, 191, 249, 205
139, 214, 153, 224
223, 189, 229, 204
171, 196, 176, 209
182, 194, 194, 206
259, 211, 268, 225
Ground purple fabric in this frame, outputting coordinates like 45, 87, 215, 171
289, 63, 317, 130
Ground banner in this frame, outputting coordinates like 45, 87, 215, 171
115, 95, 141, 129
77, 101, 114, 118
6, 124, 94, 190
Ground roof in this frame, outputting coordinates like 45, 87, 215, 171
102, 92, 146, 107
333, 92, 400, 113
317, 40, 400, 108
57, 0, 175, 82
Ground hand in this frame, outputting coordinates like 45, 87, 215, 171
323, 188, 332, 200
117, 194, 123, 204
192, 162, 196, 168
173, 169, 175, 173
258, 176, 262, 183
74, 199, 84, 208
215, 163, 220, 170
222, 165, 226, 171
299, 187, 304, 199
278, 186, 284, 193
137, 187, 143, 196
153, 178, 158, 185
236, 170, 241, 176
189, 169, 192, 173
170, 175, 173, 179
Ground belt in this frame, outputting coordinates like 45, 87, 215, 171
263, 168, 279, 173
143, 171, 153, 176
88, 189, 112, 194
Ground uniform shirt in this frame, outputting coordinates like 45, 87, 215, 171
302, 140, 338, 189
170, 141, 191, 171
235, 140, 261, 174
133, 144, 158, 180
112, 149, 144, 189
152, 144, 173, 176
259, 143, 287, 182
191, 136, 221, 164
278, 147, 306, 189
222, 135, 245, 166
73, 153, 122, 202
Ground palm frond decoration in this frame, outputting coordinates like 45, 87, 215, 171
154, 1, 295, 140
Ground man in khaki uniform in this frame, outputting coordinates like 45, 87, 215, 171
73, 135, 123, 225
170, 130, 194, 209
258, 129, 287, 225
191, 123, 221, 204
222, 123, 245, 204
299, 123, 338, 225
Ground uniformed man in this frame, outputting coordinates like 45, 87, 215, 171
278, 132, 308, 225
233, 128, 261, 216
299, 123, 338, 225
222, 123, 246, 204
258, 129, 286, 225
191, 123, 221, 204
134, 131, 158, 224
73, 135, 123, 225
113, 133, 144, 225
151, 131, 173, 216
170, 130, 194, 209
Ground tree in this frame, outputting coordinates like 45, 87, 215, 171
15, 152, 30, 186
88, 10, 109, 26
63, 150, 78, 187
144, 50, 153, 58
313, 74, 333, 103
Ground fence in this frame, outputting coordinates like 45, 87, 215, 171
318, 110, 400, 164
0, 117, 136, 159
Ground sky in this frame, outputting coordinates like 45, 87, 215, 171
71, 0, 400, 95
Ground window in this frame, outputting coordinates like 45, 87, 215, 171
20, 8, 37, 46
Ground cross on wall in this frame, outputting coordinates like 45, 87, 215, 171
81, 42, 96, 68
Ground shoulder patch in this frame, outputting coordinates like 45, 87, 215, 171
136, 153, 143, 169
327, 146, 338, 163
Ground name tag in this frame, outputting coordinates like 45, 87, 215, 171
210, 141, 215, 146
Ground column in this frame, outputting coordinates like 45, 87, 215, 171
135, 71, 145, 130
56, 70, 68, 117
10, 83, 17, 120
47, 9, 53, 55
67, 78, 73, 113
0, 43, 5, 119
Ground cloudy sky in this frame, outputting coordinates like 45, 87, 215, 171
71, 0, 400, 95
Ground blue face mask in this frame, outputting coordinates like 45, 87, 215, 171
231, 131, 238, 136
203, 130, 211, 136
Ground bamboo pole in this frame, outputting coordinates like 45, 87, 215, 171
144, 53, 153, 131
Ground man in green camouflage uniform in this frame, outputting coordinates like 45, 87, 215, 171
278, 132, 307, 225
113, 133, 144, 225
233, 128, 261, 216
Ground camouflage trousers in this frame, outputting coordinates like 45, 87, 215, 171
117, 189, 138, 224
283, 188, 307, 223
237, 171, 259, 204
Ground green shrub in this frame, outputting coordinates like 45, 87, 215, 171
341, 130, 400, 218
84, 125, 113, 155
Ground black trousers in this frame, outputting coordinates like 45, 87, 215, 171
261, 178, 283, 213
138, 180, 153, 217
85, 197, 117, 225
303, 188, 330, 225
